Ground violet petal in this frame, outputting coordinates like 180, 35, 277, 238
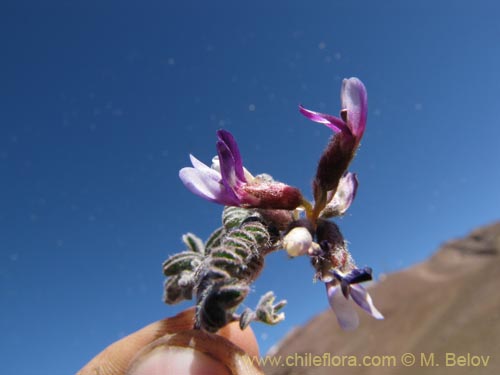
340, 78, 367, 139
343, 267, 373, 285
217, 129, 246, 182
179, 167, 226, 203
299, 105, 348, 133
323, 172, 359, 217
189, 154, 221, 182
216, 140, 237, 186
350, 284, 384, 320
216, 141, 241, 204
326, 283, 359, 330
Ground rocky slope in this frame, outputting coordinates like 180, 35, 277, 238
264, 222, 500, 375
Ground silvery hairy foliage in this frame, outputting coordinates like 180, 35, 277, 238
163, 206, 287, 332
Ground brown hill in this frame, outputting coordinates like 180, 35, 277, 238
264, 222, 500, 375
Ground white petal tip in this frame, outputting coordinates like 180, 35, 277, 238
373, 312, 384, 320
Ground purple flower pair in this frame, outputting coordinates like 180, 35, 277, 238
180, 78, 366, 217
178, 77, 383, 330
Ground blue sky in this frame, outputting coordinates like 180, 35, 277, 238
1, 1, 500, 374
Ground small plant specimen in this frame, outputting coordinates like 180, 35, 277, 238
163, 77, 383, 333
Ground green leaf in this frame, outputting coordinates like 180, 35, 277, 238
222, 206, 250, 230
240, 222, 270, 245
254, 291, 287, 325
222, 237, 253, 258
204, 226, 225, 253
215, 283, 249, 309
239, 308, 255, 330
209, 256, 243, 271
162, 251, 202, 276
210, 247, 244, 261
182, 232, 205, 253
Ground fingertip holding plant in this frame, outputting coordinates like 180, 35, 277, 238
165, 77, 383, 333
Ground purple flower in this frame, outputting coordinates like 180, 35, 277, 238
326, 267, 383, 330
300, 78, 367, 220
299, 77, 367, 144
179, 130, 303, 210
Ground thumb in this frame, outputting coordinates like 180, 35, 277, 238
77, 308, 262, 375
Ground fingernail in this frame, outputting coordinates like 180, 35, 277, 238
126, 345, 231, 375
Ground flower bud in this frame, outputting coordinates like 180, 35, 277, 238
282, 227, 313, 257
321, 172, 358, 218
